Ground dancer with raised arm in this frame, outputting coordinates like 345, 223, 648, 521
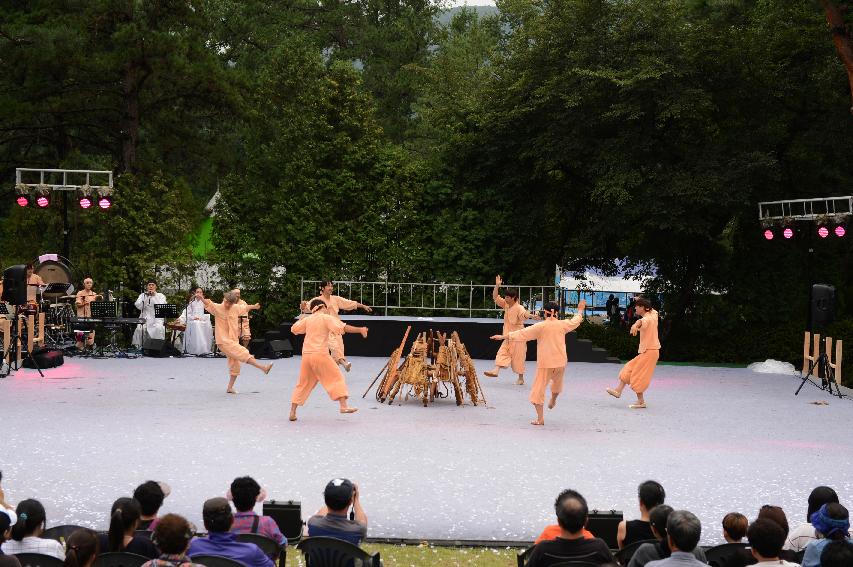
491, 300, 586, 426
484, 274, 539, 385
606, 296, 660, 409
289, 298, 368, 422
202, 290, 272, 394
301, 280, 373, 372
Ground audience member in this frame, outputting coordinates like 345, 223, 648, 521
618, 480, 666, 548
525, 490, 614, 567
746, 518, 799, 567
722, 512, 748, 543
228, 477, 286, 547
187, 498, 273, 567
142, 514, 203, 567
784, 486, 841, 552
629, 505, 706, 567
801, 503, 851, 567
63, 529, 99, 567
756, 505, 801, 563
134, 482, 170, 531
645, 510, 704, 567
534, 523, 594, 544
0, 510, 21, 567
0, 499, 64, 559
820, 540, 853, 567
306, 479, 368, 546
97, 497, 158, 558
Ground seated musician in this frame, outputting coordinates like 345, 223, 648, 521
25, 264, 45, 306
133, 281, 167, 348
177, 287, 213, 355
74, 277, 100, 350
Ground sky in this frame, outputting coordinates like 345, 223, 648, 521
447, 0, 496, 6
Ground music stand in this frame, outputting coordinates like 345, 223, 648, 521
88, 301, 121, 358
90, 301, 117, 319
154, 304, 179, 320
43, 282, 72, 297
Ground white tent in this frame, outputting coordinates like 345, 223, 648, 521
559, 272, 648, 294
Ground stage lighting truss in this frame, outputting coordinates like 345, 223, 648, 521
14, 168, 113, 211
758, 197, 851, 242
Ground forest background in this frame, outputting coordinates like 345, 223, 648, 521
2, 0, 852, 378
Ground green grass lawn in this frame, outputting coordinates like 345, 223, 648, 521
283, 543, 521, 566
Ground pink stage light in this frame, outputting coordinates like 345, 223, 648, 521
36, 195, 49, 208
818, 226, 829, 238
79, 196, 92, 209
783, 227, 794, 239
16, 195, 29, 207
835, 225, 846, 238
763, 229, 774, 240
98, 196, 112, 209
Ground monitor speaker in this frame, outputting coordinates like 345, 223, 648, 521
263, 500, 303, 543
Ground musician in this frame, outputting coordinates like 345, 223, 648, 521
177, 287, 213, 355
132, 281, 167, 347
25, 264, 45, 305
233, 289, 252, 347
74, 277, 100, 350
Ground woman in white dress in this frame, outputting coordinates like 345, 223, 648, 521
177, 287, 213, 355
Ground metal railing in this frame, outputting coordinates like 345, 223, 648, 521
300, 279, 560, 317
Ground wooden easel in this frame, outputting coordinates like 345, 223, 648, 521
797, 331, 843, 396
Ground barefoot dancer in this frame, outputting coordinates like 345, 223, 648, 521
484, 275, 539, 385
203, 290, 272, 394
289, 299, 369, 421
301, 281, 372, 372
606, 296, 660, 409
491, 300, 586, 426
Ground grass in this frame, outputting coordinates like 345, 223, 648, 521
283, 543, 521, 566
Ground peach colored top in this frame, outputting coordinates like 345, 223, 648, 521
75, 290, 98, 317
495, 296, 533, 335
27, 274, 45, 303
310, 294, 358, 319
236, 299, 251, 333
508, 314, 583, 368
634, 309, 661, 353
203, 299, 249, 345
291, 312, 346, 354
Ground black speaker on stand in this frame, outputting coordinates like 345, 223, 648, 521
810, 284, 836, 331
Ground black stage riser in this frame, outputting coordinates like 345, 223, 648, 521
267, 317, 618, 364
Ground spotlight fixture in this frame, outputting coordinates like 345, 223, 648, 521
96, 187, 113, 210
78, 184, 94, 209
783, 227, 794, 239
14, 183, 30, 207
835, 224, 846, 238
763, 229, 774, 241
817, 225, 829, 238
16, 195, 29, 207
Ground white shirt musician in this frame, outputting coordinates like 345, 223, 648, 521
133, 281, 167, 347
177, 288, 213, 355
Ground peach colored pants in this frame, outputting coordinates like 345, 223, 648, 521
619, 349, 659, 393
291, 353, 349, 405
528, 366, 565, 405
328, 333, 345, 360
495, 340, 526, 374
217, 340, 254, 376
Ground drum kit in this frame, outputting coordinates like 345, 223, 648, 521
42, 294, 77, 346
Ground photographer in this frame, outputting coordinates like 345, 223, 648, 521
306, 479, 368, 546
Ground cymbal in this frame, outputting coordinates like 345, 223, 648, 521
60, 295, 77, 300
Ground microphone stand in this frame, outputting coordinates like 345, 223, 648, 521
181, 293, 192, 356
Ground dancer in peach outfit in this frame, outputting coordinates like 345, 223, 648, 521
300, 280, 373, 372
202, 290, 272, 394
289, 298, 369, 422
606, 296, 660, 409
484, 274, 539, 385
491, 300, 586, 426
232, 289, 252, 347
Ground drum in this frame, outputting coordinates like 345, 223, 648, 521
47, 303, 73, 329
166, 322, 186, 332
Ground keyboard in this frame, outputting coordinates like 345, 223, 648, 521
70, 317, 145, 327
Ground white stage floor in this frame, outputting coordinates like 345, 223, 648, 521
2, 355, 852, 545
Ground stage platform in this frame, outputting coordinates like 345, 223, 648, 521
2, 356, 852, 545
274, 315, 619, 363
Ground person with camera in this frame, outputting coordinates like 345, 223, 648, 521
306, 479, 368, 546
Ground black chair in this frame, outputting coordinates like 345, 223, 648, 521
542, 553, 605, 567
235, 533, 285, 563
42, 525, 89, 543
705, 543, 750, 567
94, 552, 150, 567
13, 554, 66, 567
190, 555, 245, 567
614, 539, 658, 566
517, 545, 535, 567
549, 562, 602, 567
296, 536, 380, 567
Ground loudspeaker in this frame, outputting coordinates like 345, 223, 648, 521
22, 347, 64, 369
587, 510, 623, 549
269, 339, 294, 358
143, 337, 181, 358
251, 339, 294, 359
811, 284, 836, 330
263, 500, 303, 543
1, 264, 28, 305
